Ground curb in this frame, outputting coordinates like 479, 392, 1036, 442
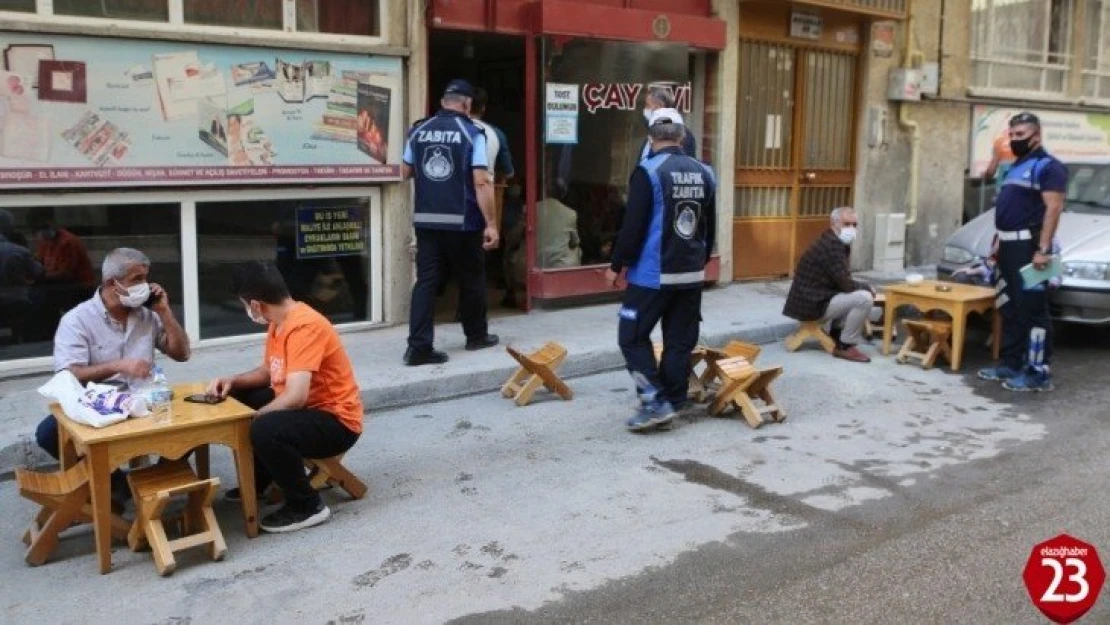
0, 319, 801, 477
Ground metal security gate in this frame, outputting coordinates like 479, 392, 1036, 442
733, 40, 859, 279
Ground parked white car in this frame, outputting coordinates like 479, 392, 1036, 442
937, 160, 1110, 325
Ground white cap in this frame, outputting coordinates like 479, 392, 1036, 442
647, 107, 684, 127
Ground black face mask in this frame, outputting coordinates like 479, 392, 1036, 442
1010, 137, 1034, 158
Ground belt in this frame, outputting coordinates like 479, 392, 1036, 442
997, 229, 1034, 241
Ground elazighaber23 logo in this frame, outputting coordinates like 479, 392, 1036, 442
1023, 533, 1105, 624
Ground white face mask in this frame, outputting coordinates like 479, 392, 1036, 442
838, 226, 858, 246
115, 280, 150, 308
245, 302, 268, 325
642, 108, 652, 123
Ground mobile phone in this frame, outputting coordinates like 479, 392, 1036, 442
143, 290, 163, 309
184, 393, 224, 404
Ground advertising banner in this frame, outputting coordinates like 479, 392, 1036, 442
970, 105, 1110, 176
0, 32, 404, 189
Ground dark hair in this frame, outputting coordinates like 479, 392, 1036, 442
472, 87, 489, 115
231, 261, 290, 305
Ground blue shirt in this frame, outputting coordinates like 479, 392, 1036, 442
404, 110, 489, 231
994, 148, 1068, 232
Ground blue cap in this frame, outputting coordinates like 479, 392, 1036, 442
444, 79, 475, 99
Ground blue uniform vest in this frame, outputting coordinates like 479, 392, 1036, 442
627, 152, 716, 290
406, 111, 485, 231
994, 152, 1059, 232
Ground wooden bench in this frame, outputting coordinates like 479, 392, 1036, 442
896, 319, 953, 370
127, 460, 226, 576
653, 343, 709, 403
784, 321, 836, 354
501, 342, 574, 407
16, 461, 128, 566
708, 357, 787, 428
306, 455, 369, 500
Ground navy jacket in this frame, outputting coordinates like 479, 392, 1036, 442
403, 110, 490, 231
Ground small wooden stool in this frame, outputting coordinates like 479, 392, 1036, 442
698, 341, 763, 397
501, 342, 574, 406
15, 461, 127, 566
708, 357, 787, 428
896, 319, 953, 370
306, 455, 369, 500
864, 293, 887, 341
784, 321, 836, 353
127, 460, 226, 576
653, 343, 709, 402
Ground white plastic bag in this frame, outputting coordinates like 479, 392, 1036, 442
37, 370, 150, 429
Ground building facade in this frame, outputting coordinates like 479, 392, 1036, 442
2, 0, 1107, 371
0, 1, 414, 373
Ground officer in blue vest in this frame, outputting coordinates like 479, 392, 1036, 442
401, 79, 500, 366
977, 112, 1067, 392
606, 108, 717, 432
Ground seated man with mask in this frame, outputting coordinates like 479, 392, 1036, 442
783, 207, 875, 363
34, 248, 191, 504
207, 262, 362, 534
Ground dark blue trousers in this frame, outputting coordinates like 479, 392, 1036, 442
618, 285, 702, 408
997, 238, 1053, 370
408, 229, 488, 353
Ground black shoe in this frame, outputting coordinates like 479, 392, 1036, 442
259, 502, 331, 534
225, 485, 270, 503
404, 347, 449, 366
465, 334, 500, 351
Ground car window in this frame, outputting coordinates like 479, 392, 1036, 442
1066, 166, 1096, 200
1073, 166, 1110, 213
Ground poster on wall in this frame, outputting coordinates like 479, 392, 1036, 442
296, 205, 368, 260
969, 105, 1110, 176
545, 83, 579, 144
0, 33, 404, 189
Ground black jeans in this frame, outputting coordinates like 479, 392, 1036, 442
618, 285, 703, 408
408, 228, 488, 352
235, 388, 359, 512
997, 238, 1053, 370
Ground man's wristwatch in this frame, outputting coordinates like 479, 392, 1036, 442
1037, 246, 1050, 255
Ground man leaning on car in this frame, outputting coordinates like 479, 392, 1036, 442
977, 112, 1066, 392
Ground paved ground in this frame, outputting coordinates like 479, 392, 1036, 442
3, 318, 1105, 625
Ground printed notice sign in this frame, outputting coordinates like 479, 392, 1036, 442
545, 82, 579, 144
296, 205, 368, 259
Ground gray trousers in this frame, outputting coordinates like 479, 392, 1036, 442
820, 290, 874, 346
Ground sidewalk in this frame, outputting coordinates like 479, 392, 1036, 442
0, 267, 935, 476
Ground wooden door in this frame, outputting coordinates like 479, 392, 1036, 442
732, 40, 860, 279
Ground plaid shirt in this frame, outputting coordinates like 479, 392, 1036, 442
782, 230, 870, 321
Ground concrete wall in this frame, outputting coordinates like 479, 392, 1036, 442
712, 0, 740, 284
853, 0, 974, 269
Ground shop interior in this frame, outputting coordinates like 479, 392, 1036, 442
427, 29, 527, 318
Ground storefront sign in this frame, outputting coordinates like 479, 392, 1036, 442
0, 32, 404, 189
545, 83, 579, 144
296, 205, 368, 259
790, 12, 823, 40
581, 82, 692, 114
969, 105, 1110, 176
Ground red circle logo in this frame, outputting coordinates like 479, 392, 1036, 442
1023, 534, 1105, 624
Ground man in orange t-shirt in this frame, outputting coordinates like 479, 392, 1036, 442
208, 262, 363, 533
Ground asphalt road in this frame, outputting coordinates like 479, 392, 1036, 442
3, 325, 1107, 625
455, 324, 1110, 625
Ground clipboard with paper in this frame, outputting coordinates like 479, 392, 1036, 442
1020, 256, 1063, 287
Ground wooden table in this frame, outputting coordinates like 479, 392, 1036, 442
881, 280, 1001, 372
54, 383, 258, 574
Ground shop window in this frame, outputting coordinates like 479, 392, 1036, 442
53, 0, 169, 21
0, 0, 35, 13
537, 38, 692, 269
971, 0, 1075, 96
297, 0, 380, 37
196, 198, 372, 339
1083, 0, 1110, 101
0, 204, 182, 362
184, 0, 283, 30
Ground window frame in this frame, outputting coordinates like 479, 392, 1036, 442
1082, 0, 1110, 103
970, 0, 1077, 101
0, 0, 393, 52
0, 185, 385, 375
